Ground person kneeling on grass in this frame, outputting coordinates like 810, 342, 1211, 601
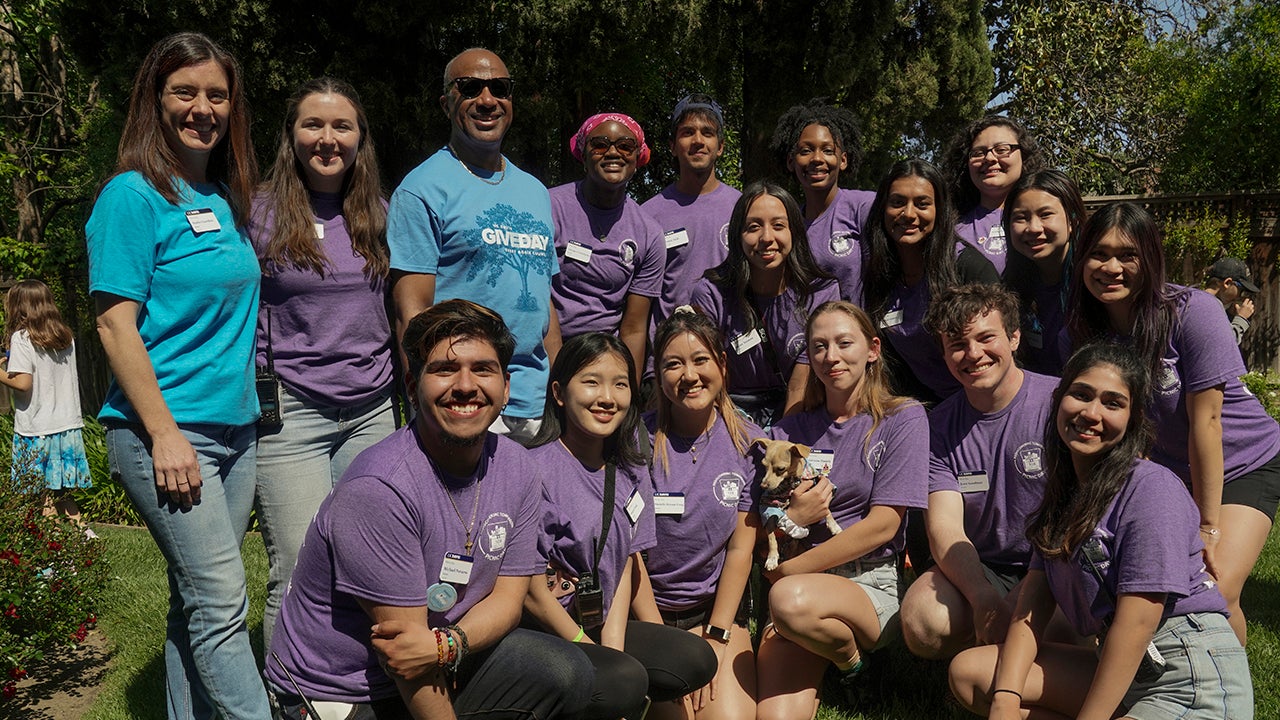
265, 300, 591, 720
948, 343, 1252, 720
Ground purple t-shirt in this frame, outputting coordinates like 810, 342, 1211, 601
644, 412, 762, 610
770, 403, 929, 559
691, 278, 839, 394
549, 182, 665, 338
532, 441, 657, 621
641, 183, 740, 325
1032, 459, 1227, 637
929, 371, 1058, 568
1146, 287, 1280, 485
251, 192, 394, 406
804, 188, 876, 305
956, 205, 1008, 275
266, 427, 543, 702
879, 279, 960, 399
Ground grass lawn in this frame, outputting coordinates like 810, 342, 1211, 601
84, 523, 1280, 720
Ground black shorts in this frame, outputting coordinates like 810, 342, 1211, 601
1222, 449, 1280, 521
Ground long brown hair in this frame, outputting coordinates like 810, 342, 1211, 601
258, 77, 388, 279
114, 32, 257, 226
4, 280, 73, 352
1027, 342, 1152, 559
802, 301, 912, 449
651, 308, 751, 474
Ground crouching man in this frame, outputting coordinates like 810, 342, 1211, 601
266, 299, 592, 719
900, 284, 1057, 659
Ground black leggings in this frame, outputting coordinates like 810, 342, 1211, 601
573, 621, 718, 719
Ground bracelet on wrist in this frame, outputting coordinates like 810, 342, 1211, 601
571, 625, 585, 643
991, 688, 1022, 701
775, 511, 810, 539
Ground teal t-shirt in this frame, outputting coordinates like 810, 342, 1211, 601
387, 149, 557, 419
86, 171, 260, 426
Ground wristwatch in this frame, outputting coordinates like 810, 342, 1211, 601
704, 624, 731, 642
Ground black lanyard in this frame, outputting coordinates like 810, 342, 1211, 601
591, 462, 616, 579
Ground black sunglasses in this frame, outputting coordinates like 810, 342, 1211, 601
450, 76, 514, 100
586, 136, 639, 157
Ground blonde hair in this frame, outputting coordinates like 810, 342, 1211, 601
802, 301, 912, 449
4, 280, 73, 352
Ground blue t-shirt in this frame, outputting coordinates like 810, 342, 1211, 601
86, 171, 260, 426
387, 149, 557, 419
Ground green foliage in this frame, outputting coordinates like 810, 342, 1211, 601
0, 441, 109, 700
1159, 209, 1248, 285
1157, 2, 1280, 192
1242, 371, 1280, 421
71, 418, 142, 527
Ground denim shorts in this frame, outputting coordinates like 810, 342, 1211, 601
1121, 612, 1253, 720
827, 556, 901, 636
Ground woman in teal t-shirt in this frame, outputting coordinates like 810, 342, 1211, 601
85, 33, 269, 719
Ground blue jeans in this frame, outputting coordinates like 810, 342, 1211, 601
107, 422, 270, 720
255, 387, 395, 649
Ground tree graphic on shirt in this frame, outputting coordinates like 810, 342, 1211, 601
462, 204, 554, 312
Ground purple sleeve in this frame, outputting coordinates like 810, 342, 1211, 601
327, 476, 428, 606
690, 278, 724, 321
501, 463, 547, 576
869, 404, 930, 510
1111, 465, 1202, 597
1174, 290, 1246, 391
628, 217, 666, 299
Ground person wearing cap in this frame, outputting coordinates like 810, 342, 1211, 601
265, 300, 592, 720
549, 113, 665, 375
1204, 257, 1259, 346
641, 94, 742, 330
388, 48, 559, 446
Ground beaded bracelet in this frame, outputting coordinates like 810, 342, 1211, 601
432, 628, 446, 668
444, 624, 470, 673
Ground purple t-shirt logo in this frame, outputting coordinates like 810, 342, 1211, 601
787, 333, 807, 359
718, 222, 731, 249
714, 472, 745, 508
479, 512, 515, 561
1156, 361, 1181, 397
619, 239, 637, 266
865, 440, 886, 470
1014, 442, 1046, 479
829, 231, 855, 258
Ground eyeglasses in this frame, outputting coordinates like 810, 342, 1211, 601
586, 135, 639, 157
969, 143, 1021, 160
449, 76, 514, 100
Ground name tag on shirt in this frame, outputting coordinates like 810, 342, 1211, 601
565, 241, 593, 263
879, 309, 904, 329
804, 450, 835, 479
958, 471, 990, 493
314, 222, 325, 240
439, 553, 474, 585
625, 488, 645, 525
654, 492, 685, 516
664, 229, 690, 249
185, 209, 221, 233
731, 329, 762, 355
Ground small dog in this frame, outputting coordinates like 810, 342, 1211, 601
752, 438, 842, 571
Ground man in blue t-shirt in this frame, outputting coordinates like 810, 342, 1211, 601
388, 48, 559, 445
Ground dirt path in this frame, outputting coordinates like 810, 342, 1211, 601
3, 630, 108, 720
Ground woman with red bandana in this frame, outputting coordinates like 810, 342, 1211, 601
549, 112, 666, 377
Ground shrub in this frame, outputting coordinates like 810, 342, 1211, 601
0, 448, 109, 699
1243, 371, 1280, 421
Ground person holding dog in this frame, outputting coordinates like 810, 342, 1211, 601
644, 307, 761, 719
899, 284, 1058, 660
756, 300, 928, 717
949, 342, 1251, 720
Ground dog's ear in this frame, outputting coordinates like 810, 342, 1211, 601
789, 443, 811, 461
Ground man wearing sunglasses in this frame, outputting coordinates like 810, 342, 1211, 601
388, 48, 560, 447
641, 94, 740, 330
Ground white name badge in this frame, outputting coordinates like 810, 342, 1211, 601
958, 471, 990, 493
185, 209, 221, 233
731, 329, 762, 355
439, 552, 474, 585
804, 450, 835, 479
654, 492, 686, 516
314, 222, 325, 240
879, 309, 904, 329
565, 241, 593, 263
664, 229, 690, 249
625, 488, 645, 525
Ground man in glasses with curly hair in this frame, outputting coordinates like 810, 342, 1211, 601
389, 48, 561, 447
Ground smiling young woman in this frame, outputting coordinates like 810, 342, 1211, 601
250, 77, 396, 651
549, 112, 665, 377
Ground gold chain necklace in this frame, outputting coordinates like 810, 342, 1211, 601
439, 475, 483, 554
448, 144, 505, 186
